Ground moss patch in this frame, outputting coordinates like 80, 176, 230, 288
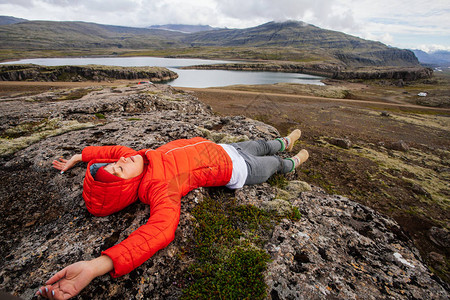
183, 245, 270, 300
95, 113, 106, 119
267, 173, 289, 189
0, 118, 96, 156
182, 189, 301, 299
364, 109, 450, 130
54, 88, 98, 101
350, 146, 449, 213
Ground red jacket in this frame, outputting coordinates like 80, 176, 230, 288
81, 137, 233, 277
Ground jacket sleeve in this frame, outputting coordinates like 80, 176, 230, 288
101, 181, 181, 277
81, 146, 137, 162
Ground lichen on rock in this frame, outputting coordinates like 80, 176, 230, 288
0, 118, 97, 157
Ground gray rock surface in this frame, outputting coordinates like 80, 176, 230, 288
385, 140, 410, 152
0, 84, 448, 299
266, 188, 448, 299
329, 137, 352, 149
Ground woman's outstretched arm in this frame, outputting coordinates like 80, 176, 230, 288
36, 255, 113, 299
52, 154, 82, 173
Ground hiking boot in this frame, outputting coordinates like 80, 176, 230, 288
289, 149, 309, 171
286, 129, 301, 152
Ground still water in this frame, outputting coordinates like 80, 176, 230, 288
2, 57, 324, 87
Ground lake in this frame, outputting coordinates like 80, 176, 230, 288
1, 57, 325, 88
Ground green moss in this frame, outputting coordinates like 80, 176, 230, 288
95, 113, 106, 119
190, 196, 241, 260
0, 119, 54, 139
183, 193, 275, 299
183, 246, 270, 300
231, 204, 275, 243
290, 206, 302, 221
301, 169, 337, 194
267, 173, 289, 189
182, 184, 306, 298
253, 114, 271, 124
349, 145, 450, 211
0, 118, 96, 156
55, 88, 96, 101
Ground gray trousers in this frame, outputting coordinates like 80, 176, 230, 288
230, 140, 294, 185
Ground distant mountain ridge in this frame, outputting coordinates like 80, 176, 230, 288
184, 21, 378, 49
0, 17, 424, 73
0, 20, 185, 49
147, 24, 222, 33
0, 15, 28, 25
412, 49, 450, 67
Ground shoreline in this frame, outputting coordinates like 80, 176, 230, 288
0, 54, 432, 81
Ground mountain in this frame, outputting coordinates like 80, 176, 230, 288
0, 15, 28, 25
148, 24, 222, 33
184, 21, 381, 49
0, 19, 420, 69
412, 49, 450, 66
0, 20, 185, 49
182, 21, 419, 67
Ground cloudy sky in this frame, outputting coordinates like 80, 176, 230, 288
1, 0, 449, 52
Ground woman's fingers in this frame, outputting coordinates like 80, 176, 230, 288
52, 161, 65, 171
52, 158, 69, 171
36, 286, 53, 299
46, 267, 68, 285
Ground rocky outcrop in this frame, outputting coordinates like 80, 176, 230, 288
333, 66, 433, 81
183, 63, 433, 81
183, 62, 340, 78
0, 64, 178, 82
334, 49, 419, 67
266, 186, 448, 299
0, 84, 448, 299
328, 137, 352, 149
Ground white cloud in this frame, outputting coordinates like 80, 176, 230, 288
215, 0, 358, 31
0, 0, 34, 7
416, 44, 450, 53
380, 33, 394, 45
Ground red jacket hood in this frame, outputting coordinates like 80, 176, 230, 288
82, 160, 144, 217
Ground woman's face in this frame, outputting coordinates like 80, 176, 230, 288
104, 155, 144, 179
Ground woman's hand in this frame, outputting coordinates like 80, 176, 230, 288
52, 154, 82, 173
36, 256, 114, 299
